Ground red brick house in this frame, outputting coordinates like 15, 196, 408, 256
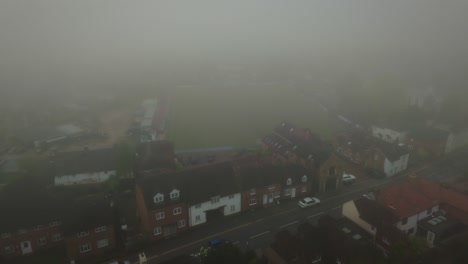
62, 197, 116, 262
234, 161, 311, 211
0, 180, 65, 259
135, 172, 189, 240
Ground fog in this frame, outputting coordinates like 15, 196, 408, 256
1, 0, 468, 98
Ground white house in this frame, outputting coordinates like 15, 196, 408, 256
394, 204, 439, 235
383, 151, 409, 177
188, 193, 241, 227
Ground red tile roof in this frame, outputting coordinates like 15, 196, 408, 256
378, 177, 440, 219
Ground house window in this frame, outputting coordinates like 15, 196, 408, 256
273, 191, 280, 198
250, 188, 256, 195
52, 233, 62, 242
153, 193, 164, 203
95, 226, 107, 233
301, 186, 307, 193
302, 175, 307, 183
211, 196, 220, 204
1, 233, 10, 239
156, 212, 165, 220
4, 245, 14, 254
170, 189, 180, 199
268, 185, 276, 190
230, 205, 235, 212
284, 189, 291, 196
79, 243, 92, 253
195, 203, 201, 209
96, 239, 109, 248
286, 178, 292, 186
427, 208, 432, 215
178, 220, 186, 228
173, 207, 182, 215
229, 194, 234, 199
154, 227, 162, 236
427, 231, 435, 242
328, 166, 336, 176
401, 217, 408, 225
49, 221, 61, 227
195, 215, 201, 221
77, 231, 90, 238
38, 237, 47, 246
34, 225, 44, 230
249, 199, 257, 206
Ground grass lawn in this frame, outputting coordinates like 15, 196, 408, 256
167, 84, 341, 149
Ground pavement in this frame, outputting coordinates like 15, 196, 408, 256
128, 170, 416, 264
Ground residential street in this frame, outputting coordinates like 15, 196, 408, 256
128, 171, 414, 264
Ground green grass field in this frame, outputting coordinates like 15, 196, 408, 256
167, 85, 341, 149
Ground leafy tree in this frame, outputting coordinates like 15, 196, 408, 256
192, 243, 257, 264
387, 236, 428, 264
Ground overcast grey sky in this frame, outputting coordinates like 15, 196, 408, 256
1, 0, 467, 94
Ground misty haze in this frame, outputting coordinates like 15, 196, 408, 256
1, 1, 468, 264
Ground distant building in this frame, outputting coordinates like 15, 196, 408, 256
51, 148, 117, 186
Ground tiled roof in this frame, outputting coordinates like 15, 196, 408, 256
137, 140, 175, 171
378, 177, 440, 219
138, 162, 240, 208
354, 197, 398, 227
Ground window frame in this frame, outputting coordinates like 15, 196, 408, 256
177, 220, 186, 228
249, 198, 257, 206
96, 239, 109, 248
94, 226, 107, 233
173, 207, 182, 215
77, 231, 90, 238
38, 237, 47, 246
154, 227, 162, 236
79, 243, 92, 253
156, 211, 165, 220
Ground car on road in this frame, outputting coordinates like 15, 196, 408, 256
298, 197, 320, 208
342, 173, 356, 185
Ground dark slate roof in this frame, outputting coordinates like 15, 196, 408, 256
269, 122, 332, 166
61, 195, 114, 235
138, 170, 185, 211
236, 164, 292, 191
49, 148, 117, 176
181, 163, 240, 205
138, 162, 240, 208
373, 140, 409, 162
0, 180, 66, 233
137, 140, 175, 171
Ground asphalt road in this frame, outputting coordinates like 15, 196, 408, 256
130, 172, 413, 264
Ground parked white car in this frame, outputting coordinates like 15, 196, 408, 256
298, 197, 321, 208
342, 173, 356, 185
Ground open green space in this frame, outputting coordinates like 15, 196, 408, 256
167, 85, 341, 149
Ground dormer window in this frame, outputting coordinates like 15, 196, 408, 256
170, 189, 180, 200
153, 193, 164, 203
286, 178, 292, 186
302, 175, 307, 183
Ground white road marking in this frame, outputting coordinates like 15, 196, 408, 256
249, 231, 270, 239
233, 241, 240, 245
307, 212, 325, 219
331, 206, 342, 211
279, 220, 299, 229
